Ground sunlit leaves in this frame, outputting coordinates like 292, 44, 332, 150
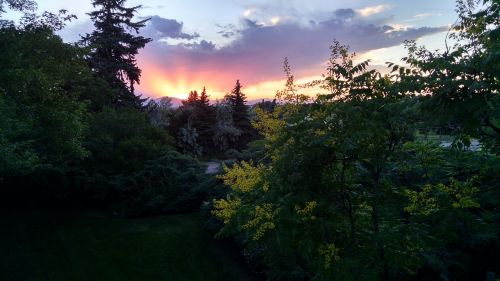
219, 161, 266, 193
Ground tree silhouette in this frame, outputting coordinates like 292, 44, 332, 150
178, 87, 215, 155
81, 0, 151, 109
183, 90, 199, 106
199, 86, 210, 107
227, 80, 254, 149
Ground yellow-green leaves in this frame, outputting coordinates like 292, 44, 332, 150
318, 243, 340, 269
405, 184, 440, 216
252, 107, 286, 141
212, 197, 242, 225
295, 201, 317, 221
242, 203, 276, 241
219, 161, 266, 193
405, 178, 480, 216
213, 161, 275, 241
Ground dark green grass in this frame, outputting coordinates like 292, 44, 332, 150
0, 210, 258, 281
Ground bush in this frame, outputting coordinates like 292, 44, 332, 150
111, 151, 213, 217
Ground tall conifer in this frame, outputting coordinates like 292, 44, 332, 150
227, 80, 253, 149
82, 0, 151, 108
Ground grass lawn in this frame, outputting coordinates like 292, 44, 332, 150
0, 210, 259, 281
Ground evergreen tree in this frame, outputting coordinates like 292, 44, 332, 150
182, 90, 198, 106
179, 88, 215, 155
175, 88, 217, 156
195, 87, 215, 153
81, 0, 151, 109
227, 80, 254, 149
199, 86, 210, 107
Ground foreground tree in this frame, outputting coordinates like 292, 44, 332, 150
0, 24, 94, 175
81, 0, 151, 108
392, 0, 499, 153
213, 40, 500, 280
0, 0, 36, 17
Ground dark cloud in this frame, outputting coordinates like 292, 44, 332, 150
180, 40, 216, 51
150, 15, 199, 40
334, 8, 356, 19
219, 30, 236, 38
243, 18, 263, 28
382, 25, 394, 32
217, 23, 239, 38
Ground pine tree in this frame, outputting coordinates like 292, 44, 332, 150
195, 87, 215, 153
81, 0, 151, 109
182, 90, 198, 106
227, 80, 254, 149
199, 86, 210, 107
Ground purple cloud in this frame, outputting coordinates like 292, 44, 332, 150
334, 8, 356, 19
138, 12, 448, 93
150, 16, 199, 40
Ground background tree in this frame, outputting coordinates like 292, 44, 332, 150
81, 0, 151, 109
182, 90, 199, 106
147, 96, 174, 129
194, 87, 216, 154
213, 100, 241, 153
173, 87, 216, 156
226, 80, 255, 149
199, 86, 210, 107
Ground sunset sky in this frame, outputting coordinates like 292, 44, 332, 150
5, 0, 457, 100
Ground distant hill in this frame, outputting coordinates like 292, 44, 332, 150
247, 98, 274, 105
151, 96, 184, 108
168, 97, 184, 108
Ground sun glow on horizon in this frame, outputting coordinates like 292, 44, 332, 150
137, 64, 330, 101
137, 46, 414, 102
139, 69, 228, 100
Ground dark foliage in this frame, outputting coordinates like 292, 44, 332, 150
81, 0, 151, 109
226, 80, 257, 150
110, 151, 212, 217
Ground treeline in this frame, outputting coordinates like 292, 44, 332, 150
210, 1, 500, 281
162, 81, 266, 158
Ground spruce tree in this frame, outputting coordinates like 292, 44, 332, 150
81, 0, 151, 109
